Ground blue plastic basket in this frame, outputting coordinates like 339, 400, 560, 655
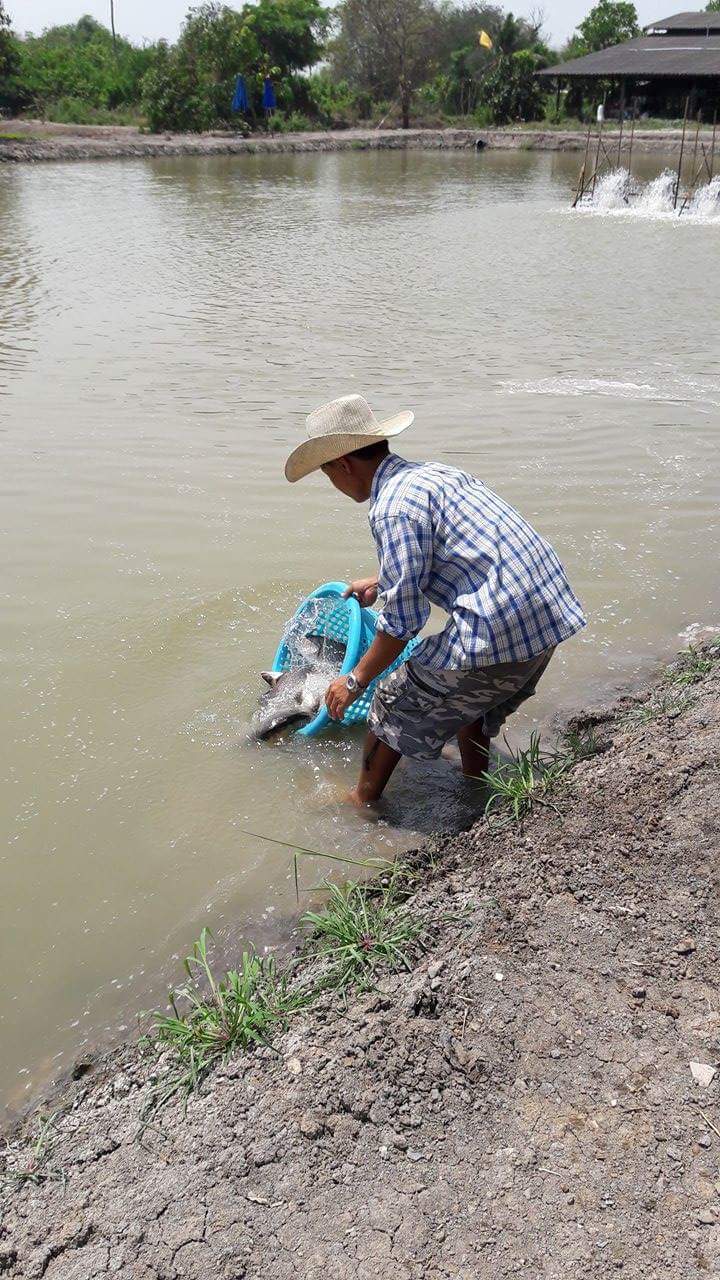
271, 581, 417, 737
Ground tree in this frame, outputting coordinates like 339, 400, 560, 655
244, 0, 328, 73
574, 0, 639, 52
142, 0, 328, 132
142, 4, 253, 131
417, 4, 549, 117
706, 0, 720, 10
10, 17, 155, 113
331, 0, 437, 127
0, 0, 21, 106
476, 46, 546, 122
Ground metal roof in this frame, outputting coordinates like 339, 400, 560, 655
645, 11, 720, 32
539, 33, 720, 78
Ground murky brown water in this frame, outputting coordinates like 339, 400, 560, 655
1, 147, 718, 1116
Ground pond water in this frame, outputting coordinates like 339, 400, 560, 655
1, 146, 718, 1117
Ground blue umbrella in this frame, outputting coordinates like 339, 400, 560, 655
262, 77, 276, 111
231, 74, 249, 113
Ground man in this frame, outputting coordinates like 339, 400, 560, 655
285, 394, 586, 807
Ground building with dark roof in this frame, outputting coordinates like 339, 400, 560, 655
645, 11, 720, 33
539, 12, 720, 115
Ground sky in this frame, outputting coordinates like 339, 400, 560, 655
11, 0, 671, 52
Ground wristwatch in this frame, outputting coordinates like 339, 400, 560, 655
345, 672, 367, 694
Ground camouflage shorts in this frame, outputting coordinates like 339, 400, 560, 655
367, 649, 554, 760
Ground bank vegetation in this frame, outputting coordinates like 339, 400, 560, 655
1, 0, 708, 136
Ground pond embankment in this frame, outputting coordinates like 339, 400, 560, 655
2, 639, 720, 1279
0, 119, 710, 164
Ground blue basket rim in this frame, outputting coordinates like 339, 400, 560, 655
272, 584, 363, 737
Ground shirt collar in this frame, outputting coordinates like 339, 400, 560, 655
370, 452, 408, 506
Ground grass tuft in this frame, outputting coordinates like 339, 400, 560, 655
625, 642, 719, 726
627, 686, 695, 724
664, 641, 720, 688
301, 867, 428, 995
480, 731, 575, 824
144, 928, 305, 1116
1, 1111, 66, 1190
560, 724, 601, 764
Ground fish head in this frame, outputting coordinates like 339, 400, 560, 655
252, 668, 324, 739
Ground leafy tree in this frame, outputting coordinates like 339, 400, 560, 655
414, 4, 549, 117
706, 0, 720, 10
293, 69, 370, 125
11, 16, 154, 113
244, 0, 328, 73
142, 5, 252, 131
574, 0, 639, 52
423, 2, 500, 113
331, 0, 437, 127
0, 0, 21, 108
476, 46, 545, 122
142, 0, 328, 132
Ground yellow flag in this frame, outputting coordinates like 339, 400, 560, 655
478, 29, 493, 49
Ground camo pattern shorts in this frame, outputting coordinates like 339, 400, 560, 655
367, 649, 554, 760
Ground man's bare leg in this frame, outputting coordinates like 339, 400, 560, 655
349, 731, 402, 806
457, 718, 490, 778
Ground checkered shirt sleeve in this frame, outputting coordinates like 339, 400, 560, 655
373, 516, 432, 640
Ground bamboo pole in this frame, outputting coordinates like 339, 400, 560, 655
674, 95, 690, 210
627, 100, 637, 176
689, 110, 702, 181
679, 110, 704, 214
709, 108, 718, 181
591, 112, 605, 199
617, 80, 625, 167
110, 0, 117, 49
572, 119, 593, 207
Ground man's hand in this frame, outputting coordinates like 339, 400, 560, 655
325, 676, 361, 721
343, 577, 379, 607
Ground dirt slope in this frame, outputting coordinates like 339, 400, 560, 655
2, 649, 719, 1279
0, 121, 706, 164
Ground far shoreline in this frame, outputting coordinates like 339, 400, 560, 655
0, 119, 711, 165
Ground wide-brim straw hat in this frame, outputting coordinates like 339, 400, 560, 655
285, 394, 414, 483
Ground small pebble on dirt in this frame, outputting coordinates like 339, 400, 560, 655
299, 1110, 325, 1139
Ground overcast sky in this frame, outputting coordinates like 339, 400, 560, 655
11, 0, 668, 52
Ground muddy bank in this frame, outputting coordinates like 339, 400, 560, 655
2, 642, 720, 1279
0, 119, 709, 164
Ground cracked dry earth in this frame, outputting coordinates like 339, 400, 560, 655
2, 652, 720, 1279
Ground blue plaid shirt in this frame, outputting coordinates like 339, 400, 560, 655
369, 454, 586, 669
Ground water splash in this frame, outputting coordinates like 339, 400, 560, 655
688, 175, 720, 218
591, 168, 639, 210
578, 168, 720, 223
279, 598, 346, 671
499, 370, 720, 407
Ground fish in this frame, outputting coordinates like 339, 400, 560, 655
252, 634, 345, 739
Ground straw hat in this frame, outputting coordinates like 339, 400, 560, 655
285, 394, 414, 483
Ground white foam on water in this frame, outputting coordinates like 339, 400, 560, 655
498, 370, 720, 407
576, 168, 720, 224
591, 168, 639, 210
688, 175, 720, 218
499, 376, 655, 399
